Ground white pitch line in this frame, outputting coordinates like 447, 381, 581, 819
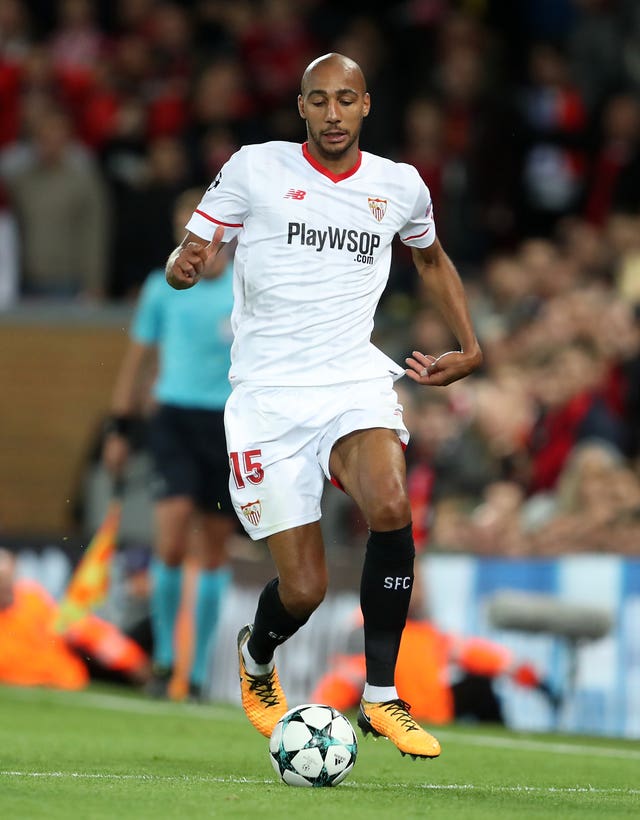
0, 771, 638, 796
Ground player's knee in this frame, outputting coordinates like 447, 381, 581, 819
281, 576, 327, 619
367, 495, 411, 532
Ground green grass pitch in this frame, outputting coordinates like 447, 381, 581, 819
0, 684, 638, 819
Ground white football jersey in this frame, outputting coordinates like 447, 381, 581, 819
186, 141, 436, 387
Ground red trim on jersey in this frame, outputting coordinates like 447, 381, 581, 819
194, 209, 243, 228
402, 226, 431, 242
302, 142, 362, 183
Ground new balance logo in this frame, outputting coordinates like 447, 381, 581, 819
284, 189, 306, 200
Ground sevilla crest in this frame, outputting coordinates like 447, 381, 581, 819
368, 197, 387, 222
240, 499, 262, 526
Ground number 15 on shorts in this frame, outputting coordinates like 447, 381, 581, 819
230, 450, 264, 489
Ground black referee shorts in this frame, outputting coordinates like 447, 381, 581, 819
147, 404, 232, 514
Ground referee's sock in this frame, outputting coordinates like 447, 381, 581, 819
191, 566, 232, 687
150, 558, 183, 670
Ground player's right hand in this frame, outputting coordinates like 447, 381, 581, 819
166, 226, 225, 289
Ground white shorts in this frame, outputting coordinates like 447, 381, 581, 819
224, 377, 409, 540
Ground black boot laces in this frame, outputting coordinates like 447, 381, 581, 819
247, 671, 280, 708
382, 699, 419, 732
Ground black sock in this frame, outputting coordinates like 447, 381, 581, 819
360, 523, 415, 687
247, 578, 309, 664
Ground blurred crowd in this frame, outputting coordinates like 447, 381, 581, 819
391, 230, 640, 557
1, 0, 640, 556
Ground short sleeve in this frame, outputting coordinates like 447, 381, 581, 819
185, 147, 251, 242
398, 167, 436, 249
130, 272, 165, 345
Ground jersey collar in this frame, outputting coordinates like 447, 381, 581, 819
302, 142, 362, 183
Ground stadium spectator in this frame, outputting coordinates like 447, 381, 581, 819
432, 14, 520, 264
555, 215, 615, 285
141, 3, 195, 142
430, 437, 640, 557
567, 0, 626, 115
392, 97, 448, 294
476, 252, 540, 348
2, 105, 108, 298
112, 0, 156, 37
144, 2, 194, 84
413, 388, 502, 506
237, 0, 318, 115
398, 97, 446, 218
47, 0, 105, 75
518, 41, 588, 237
102, 187, 236, 701
0, 179, 18, 308
584, 93, 640, 227
530, 236, 585, 301
618, 0, 640, 96
95, 91, 148, 183
0, 0, 31, 66
524, 339, 627, 494
525, 440, 640, 553
589, 296, 640, 460
0, 0, 32, 151
332, 15, 396, 156
166, 51, 482, 760
108, 135, 191, 298
184, 57, 256, 155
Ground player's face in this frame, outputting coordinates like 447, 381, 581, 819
298, 63, 370, 165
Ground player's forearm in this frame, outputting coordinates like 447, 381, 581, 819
418, 251, 481, 360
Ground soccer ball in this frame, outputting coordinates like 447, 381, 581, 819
269, 704, 357, 787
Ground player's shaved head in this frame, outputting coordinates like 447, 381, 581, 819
301, 53, 366, 96
298, 52, 370, 169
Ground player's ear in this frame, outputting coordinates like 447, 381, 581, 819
362, 92, 371, 118
297, 95, 306, 120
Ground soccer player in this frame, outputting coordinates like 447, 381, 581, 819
165, 54, 482, 758
103, 188, 236, 700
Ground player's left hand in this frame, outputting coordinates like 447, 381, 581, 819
405, 349, 479, 386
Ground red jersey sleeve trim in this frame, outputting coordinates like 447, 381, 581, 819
402, 227, 431, 242
194, 209, 243, 228
302, 142, 362, 182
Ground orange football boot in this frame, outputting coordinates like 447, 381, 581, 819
237, 624, 288, 737
358, 698, 441, 759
